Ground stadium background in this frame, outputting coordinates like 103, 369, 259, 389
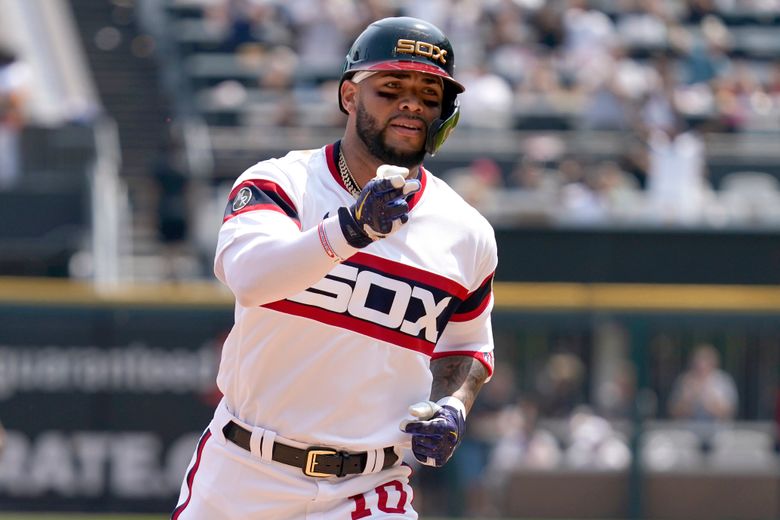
0, 0, 779, 519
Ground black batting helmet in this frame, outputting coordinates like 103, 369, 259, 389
339, 17, 465, 155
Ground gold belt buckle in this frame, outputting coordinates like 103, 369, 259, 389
304, 447, 338, 477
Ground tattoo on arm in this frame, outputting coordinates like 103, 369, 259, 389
429, 356, 489, 414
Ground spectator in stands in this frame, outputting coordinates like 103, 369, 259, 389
579, 44, 648, 131
561, 0, 617, 88
205, 0, 295, 53
0, 45, 29, 191
643, 107, 710, 225
711, 57, 767, 132
668, 343, 738, 422
287, 0, 369, 83
558, 168, 606, 223
767, 60, 780, 96
596, 359, 638, 420
678, 15, 732, 86
684, 0, 718, 23
151, 129, 197, 280
560, 160, 643, 224
510, 156, 562, 195
564, 406, 631, 469
615, 0, 673, 52
457, 63, 515, 129
480, 393, 561, 515
486, 393, 562, 473
535, 352, 587, 418
444, 157, 504, 211
531, 3, 565, 50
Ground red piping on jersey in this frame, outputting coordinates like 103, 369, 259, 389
263, 299, 436, 356
348, 252, 469, 299
172, 429, 212, 519
325, 142, 426, 211
224, 204, 302, 229
431, 350, 494, 378
325, 142, 341, 189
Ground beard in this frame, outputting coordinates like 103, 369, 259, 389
355, 100, 428, 168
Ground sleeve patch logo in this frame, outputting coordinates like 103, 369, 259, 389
232, 187, 253, 211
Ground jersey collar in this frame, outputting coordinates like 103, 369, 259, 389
325, 141, 426, 211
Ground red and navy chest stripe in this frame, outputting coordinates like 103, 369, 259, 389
263, 253, 494, 355
224, 179, 300, 228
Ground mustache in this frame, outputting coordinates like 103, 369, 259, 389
388, 114, 429, 132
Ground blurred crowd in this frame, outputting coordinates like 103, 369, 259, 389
192, 0, 780, 132
421, 341, 767, 517
177, 0, 780, 228
0, 45, 29, 191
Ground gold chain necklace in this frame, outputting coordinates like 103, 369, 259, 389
338, 149, 362, 198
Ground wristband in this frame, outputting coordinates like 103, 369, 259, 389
317, 221, 343, 263
436, 396, 467, 419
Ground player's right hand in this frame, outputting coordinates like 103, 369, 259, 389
338, 165, 421, 248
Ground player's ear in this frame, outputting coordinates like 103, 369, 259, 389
341, 80, 359, 114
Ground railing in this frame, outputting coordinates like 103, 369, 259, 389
89, 116, 129, 288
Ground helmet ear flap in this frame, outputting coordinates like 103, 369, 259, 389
426, 101, 460, 156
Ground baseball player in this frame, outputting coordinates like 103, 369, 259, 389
173, 17, 497, 519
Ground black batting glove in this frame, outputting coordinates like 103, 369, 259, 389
400, 400, 466, 468
338, 165, 421, 248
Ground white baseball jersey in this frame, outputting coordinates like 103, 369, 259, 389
213, 141, 497, 451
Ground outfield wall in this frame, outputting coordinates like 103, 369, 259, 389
0, 278, 778, 517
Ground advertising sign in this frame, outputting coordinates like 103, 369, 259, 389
0, 301, 233, 512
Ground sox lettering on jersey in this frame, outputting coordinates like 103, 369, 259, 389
262, 253, 492, 355
287, 264, 451, 344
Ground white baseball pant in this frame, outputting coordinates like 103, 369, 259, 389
172, 404, 417, 519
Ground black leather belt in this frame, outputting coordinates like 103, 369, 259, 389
222, 421, 398, 477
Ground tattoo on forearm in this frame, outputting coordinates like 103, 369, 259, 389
430, 356, 489, 413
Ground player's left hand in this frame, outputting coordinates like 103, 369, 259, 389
399, 400, 465, 467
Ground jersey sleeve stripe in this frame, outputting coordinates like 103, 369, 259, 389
349, 252, 470, 299
450, 294, 492, 322
228, 179, 297, 211
431, 350, 495, 377
224, 180, 300, 226
450, 273, 494, 322
224, 204, 303, 229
